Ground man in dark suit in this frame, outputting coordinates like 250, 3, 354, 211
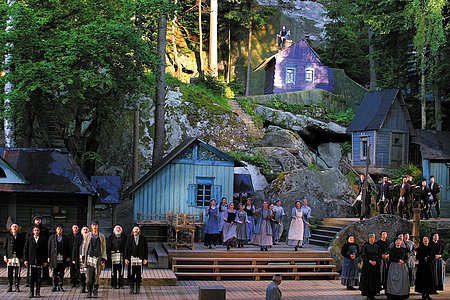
3, 223, 26, 292
26, 216, 50, 286
429, 175, 442, 219
107, 224, 127, 289
377, 176, 392, 214
72, 226, 89, 293
357, 174, 372, 220
48, 224, 71, 292
124, 225, 148, 294
419, 180, 431, 219
68, 224, 80, 288
24, 226, 48, 298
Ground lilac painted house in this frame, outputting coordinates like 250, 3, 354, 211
255, 40, 333, 95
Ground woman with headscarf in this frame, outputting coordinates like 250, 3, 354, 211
415, 236, 436, 300
222, 202, 238, 251
386, 237, 410, 299
359, 233, 382, 300
218, 197, 228, 241
204, 199, 220, 249
340, 235, 359, 290
244, 198, 256, 243
377, 231, 389, 290
236, 203, 249, 248
404, 233, 416, 287
431, 233, 444, 292
287, 201, 304, 251
251, 200, 273, 251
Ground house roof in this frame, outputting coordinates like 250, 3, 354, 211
347, 89, 415, 135
415, 130, 450, 160
0, 148, 96, 195
123, 138, 245, 197
254, 39, 322, 72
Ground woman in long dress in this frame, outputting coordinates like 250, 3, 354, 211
204, 199, 220, 249
377, 231, 389, 290
301, 199, 312, 246
222, 202, 238, 251
272, 200, 285, 245
340, 235, 359, 290
415, 236, 436, 300
431, 233, 445, 292
359, 233, 382, 300
287, 201, 304, 251
404, 233, 416, 287
236, 204, 249, 248
244, 199, 256, 242
218, 197, 228, 242
386, 237, 410, 299
251, 200, 273, 251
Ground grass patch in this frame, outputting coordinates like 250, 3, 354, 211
238, 98, 264, 128
227, 150, 271, 177
327, 108, 355, 126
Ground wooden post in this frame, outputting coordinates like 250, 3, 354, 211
412, 207, 421, 248
87, 195, 93, 225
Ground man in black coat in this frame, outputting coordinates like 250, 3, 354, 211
24, 226, 48, 298
107, 224, 127, 289
419, 180, 431, 219
124, 225, 148, 294
429, 175, 442, 219
357, 174, 372, 220
3, 223, 26, 292
48, 224, 71, 292
72, 226, 89, 293
377, 176, 392, 214
26, 216, 51, 286
68, 224, 80, 287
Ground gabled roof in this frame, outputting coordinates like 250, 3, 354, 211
415, 130, 450, 160
254, 39, 322, 72
0, 148, 96, 195
347, 89, 415, 135
123, 138, 245, 197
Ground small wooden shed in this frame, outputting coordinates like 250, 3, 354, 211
346, 89, 415, 169
124, 138, 245, 222
255, 39, 333, 95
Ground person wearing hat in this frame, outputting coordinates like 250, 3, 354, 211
340, 235, 359, 290
106, 224, 127, 289
68, 224, 81, 288
3, 223, 25, 292
82, 220, 106, 298
359, 233, 382, 300
124, 224, 148, 294
24, 226, 48, 298
48, 223, 70, 292
26, 216, 51, 287
73, 226, 90, 293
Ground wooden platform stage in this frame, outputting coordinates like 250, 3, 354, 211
0, 267, 177, 286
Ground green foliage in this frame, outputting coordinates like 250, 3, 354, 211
341, 141, 352, 156
308, 163, 320, 172
227, 150, 271, 177
388, 163, 423, 185
238, 98, 264, 128
327, 108, 355, 126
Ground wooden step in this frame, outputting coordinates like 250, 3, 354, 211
175, 271, 339, 280
173, 264, 336, 270
309, 239, 330, 247
310, 234, 333, 242
313, 229, 339, 237
315, 224, 343, 232
171, 257, 334, 265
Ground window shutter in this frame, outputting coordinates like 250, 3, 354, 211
213, 185, 222, 202
188, 184, 197, 207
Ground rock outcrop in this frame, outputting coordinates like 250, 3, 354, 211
318, 142, 342, 169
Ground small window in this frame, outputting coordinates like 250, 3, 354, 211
285, 67, 296, 84
305, 67, 314, 83
360, 136, 368, 159
197, 184, 212, 207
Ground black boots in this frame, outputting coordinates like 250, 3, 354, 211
80, 282, 86, 293
87, 284, 93, 298
129, 282, 141, 294
7, 284, 13, 292
15, 282, 21, 292
93, 285, 99, 298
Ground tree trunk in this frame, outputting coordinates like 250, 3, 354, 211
4, 0, 16, 147
368, 27, 377, 90
209, 0, 218, 78
171, 0, 181, 77
132, 109, 139, 183
433, 54, 442, 131
421, 72, 426, 130
153, 12, 167, 166
198, 0, 204, 79
226, 21, 231, 84
245, 16, 253, 96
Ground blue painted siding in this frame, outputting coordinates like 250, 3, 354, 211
351, 131, 375, 166
428, 161, 450, 203
133, 162, 234, 221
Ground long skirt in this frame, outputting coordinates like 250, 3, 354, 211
236, 222, 247, 244
251, 220, 272, 246
204, 233, 219, 246
287, 218, 304, 246
386, 262, 410, 299
303, 220, 311, 245
223, 222, 237, 247
434, 258, 445, 291
246, 216, 255, 241
415, 261, 435, 294
272, 222, 283, 243
359, 261, 381, 297
380, 259, 388, 289
341, 257, 359, 286
407, 256, 415, 288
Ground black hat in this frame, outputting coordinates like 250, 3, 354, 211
55, 223, 64, 229
90, 220, 99, 226
32, 215, 42, 222
132, 223, 140, 229
113, 223, 122, 228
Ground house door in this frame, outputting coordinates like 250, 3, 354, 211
391, 133, 404, 167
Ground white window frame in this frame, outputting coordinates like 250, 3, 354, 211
285, 67, 296, 84
360, 136, 369, 160
305, 67, 315, 83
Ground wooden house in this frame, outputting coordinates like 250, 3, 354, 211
0, 148, 96, 231
255, 39, 333, 95
414, 130, 450, 213
124, 138, 245, 222
346, 89, 415, 170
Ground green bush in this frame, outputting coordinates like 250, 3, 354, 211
341, 141, 352, 156
327, 108, 355, 126
389, 163, 423, 185
227, 150, 271, 177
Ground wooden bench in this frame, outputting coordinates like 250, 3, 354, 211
174, 271, 339, 281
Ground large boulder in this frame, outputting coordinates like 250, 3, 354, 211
235, 163, 269, 192
254, 147, 304, 173
329, 215, 412, 270
318, 142, 342, 169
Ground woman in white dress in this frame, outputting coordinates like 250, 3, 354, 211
287, 201, 304, 251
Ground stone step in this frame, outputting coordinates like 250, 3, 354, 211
310, 234, 333, 242
315, 224, 343, 232
309, 238, 329, 247
313, 228, 339, 237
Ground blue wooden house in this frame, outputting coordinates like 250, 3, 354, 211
346, 89, 415, 169
124, 138, 245, 222
255, 39, 333, 95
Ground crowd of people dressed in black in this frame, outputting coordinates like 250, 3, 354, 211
203, 197, 312, 251
3, 216, 148, 299
341, 231, 445, 300
354, 174, 442, 221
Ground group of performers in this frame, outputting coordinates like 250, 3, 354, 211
355, 174, 442, 221
341, 231, 445, 300
204, 197, 312, 251
3, 216, 149, 298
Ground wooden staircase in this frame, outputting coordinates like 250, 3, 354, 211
229, 99, 263, 140
168, 244, 338, 281
310, 218, 354, 247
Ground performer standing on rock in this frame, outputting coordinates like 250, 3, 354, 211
83, 220, 106, 298
3, 223, 25, 292
287, 201, 304, 251
107, 224, 127, 289
73, 226, 89, 293
124, 225, 148, 295
48, 224, 71, 292
24, 226, 48, 299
